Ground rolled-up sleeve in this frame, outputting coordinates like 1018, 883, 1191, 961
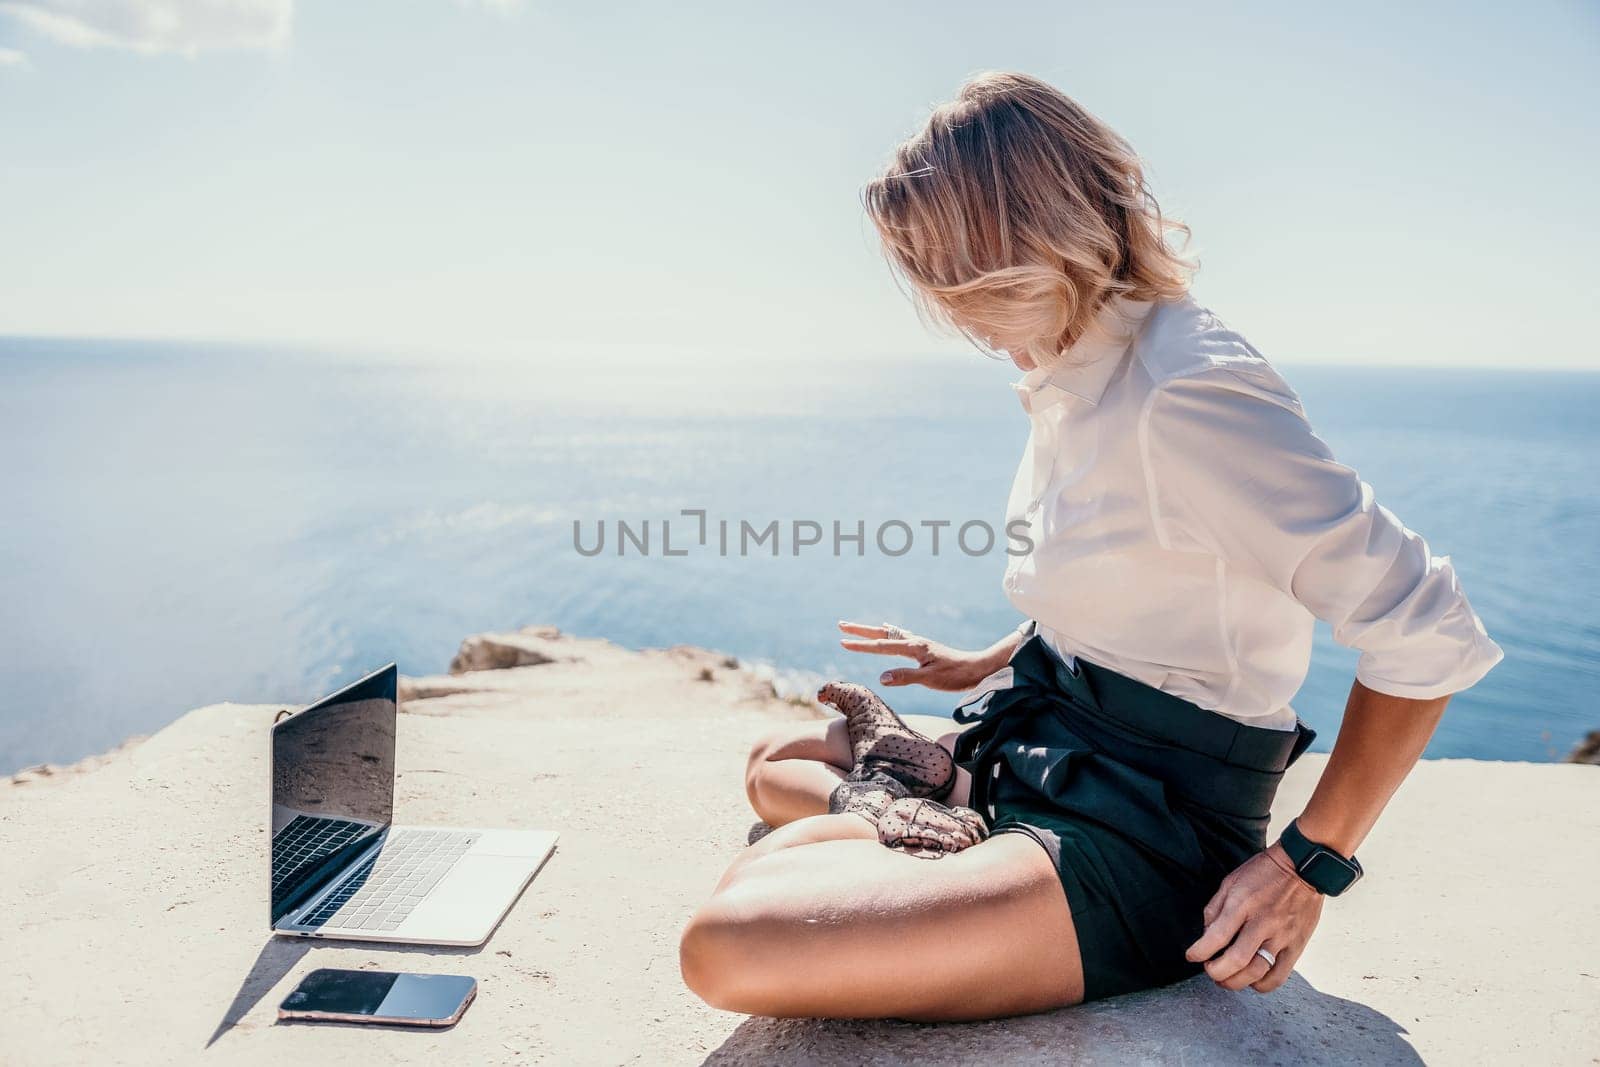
1143, 362, 1505, 700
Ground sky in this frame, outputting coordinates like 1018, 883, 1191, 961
1, 1, 1597, 369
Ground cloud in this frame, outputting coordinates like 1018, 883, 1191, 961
0, 44, 30, 67
0, 0, 292, 55
453, 0, 520, 13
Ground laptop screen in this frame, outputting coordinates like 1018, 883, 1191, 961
270, 664, 397, 924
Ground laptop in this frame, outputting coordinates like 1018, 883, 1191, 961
269, 663, 557, 946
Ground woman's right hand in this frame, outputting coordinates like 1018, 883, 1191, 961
836, 621, 1014, 692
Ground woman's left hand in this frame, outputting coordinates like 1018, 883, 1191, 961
1184, 842, 1323, 993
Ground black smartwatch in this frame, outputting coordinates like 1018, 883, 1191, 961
1276, 818, 1363, 896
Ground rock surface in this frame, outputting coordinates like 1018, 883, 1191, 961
447, 625, 571, 673
2, 627, 1596, 1065
1566, 729, 1600, 765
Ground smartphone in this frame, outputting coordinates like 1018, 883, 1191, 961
278, 968, 477, 1027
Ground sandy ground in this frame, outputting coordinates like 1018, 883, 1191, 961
2, 627, 1596, 1066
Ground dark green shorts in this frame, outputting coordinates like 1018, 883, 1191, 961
953, 635, 1317, 1003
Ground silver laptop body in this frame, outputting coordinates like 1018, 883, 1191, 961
269, 663, 557, 947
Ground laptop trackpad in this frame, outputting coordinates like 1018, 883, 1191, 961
397, 853, 540, 946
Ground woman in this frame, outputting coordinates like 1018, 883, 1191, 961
678, 71, 1504, 1020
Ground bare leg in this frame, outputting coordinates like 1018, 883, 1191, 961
712, 812, 879, 894
743, 717, 850, 827
745, 715, 972, 827
681, 825, 1083, 1021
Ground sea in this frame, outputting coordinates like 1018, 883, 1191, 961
2, 337, 1595, 773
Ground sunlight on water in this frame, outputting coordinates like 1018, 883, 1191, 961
1, 337, 1595, 770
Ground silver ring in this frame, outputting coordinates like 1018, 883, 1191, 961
881, 623, 908, 639
1255, 947, 1277, 968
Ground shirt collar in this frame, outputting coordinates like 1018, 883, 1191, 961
1012, 295, 1156, 415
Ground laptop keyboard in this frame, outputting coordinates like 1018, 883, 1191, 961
299, 828, 480, 932
271, 815, 372, 894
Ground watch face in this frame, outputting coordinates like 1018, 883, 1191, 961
1301, 850, 1360, 894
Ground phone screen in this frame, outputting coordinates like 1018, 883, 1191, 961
280, 968, 477, 1025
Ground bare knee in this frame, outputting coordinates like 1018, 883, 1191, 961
743, 729, 782, 810
678, 901, 735, 1010
679, 893, 778, 1014
682, 839, 847, 1015
743, 722, 847, 817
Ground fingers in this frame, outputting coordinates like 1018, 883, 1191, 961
837, 623, 949, 689
838, 638, 930, 662
838, 621, 905, 640
1203, 916, 1269, 988
1250, 939, 1302, 994
1196, 911, 1291, 992
877, 798, 988, 856
1187, 884, 1267, 988
1188, 851, 1321, 995
889, 809, 985, 851
879, 667, 977, 690
1185, 896, 1244, 965
838, 620, 917, 642
1214, 936, 1276, 992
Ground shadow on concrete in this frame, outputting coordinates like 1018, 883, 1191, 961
703, 972, 1421, 1066
205, 937, 313, 1048
206, 844, 559, 1047
204, 936, 482, 1048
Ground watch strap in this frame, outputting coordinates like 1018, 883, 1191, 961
1278, 818, 1363, 896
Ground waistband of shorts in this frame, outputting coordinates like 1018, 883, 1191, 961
1013, 635, 1316, 774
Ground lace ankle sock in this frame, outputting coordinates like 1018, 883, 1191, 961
876, 796, 989, 857
827, 771, 910, 827
816, 682, 955, 800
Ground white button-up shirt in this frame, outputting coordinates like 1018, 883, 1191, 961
1002, 291, 1505, 731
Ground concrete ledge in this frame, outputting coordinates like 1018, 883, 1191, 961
2, 627, 1595, 1065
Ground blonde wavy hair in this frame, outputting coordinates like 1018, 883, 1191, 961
862, 71, 1195, 369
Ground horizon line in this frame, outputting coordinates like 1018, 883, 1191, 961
0, 331, 1595, 374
